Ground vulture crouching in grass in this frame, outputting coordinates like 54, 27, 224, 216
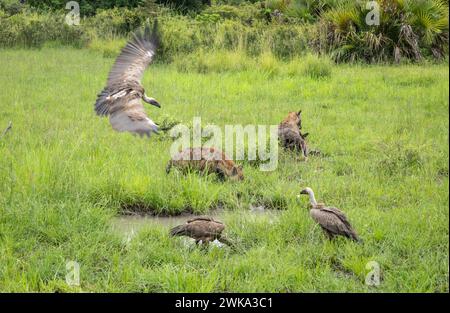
299, 187, 362, 243
170, 217, 235, 249
94, 20, 161, 137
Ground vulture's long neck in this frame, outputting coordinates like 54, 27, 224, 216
306, 189, 318, 206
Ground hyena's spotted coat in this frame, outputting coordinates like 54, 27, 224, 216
166, 147, 244, 181
278, 111, 309, 157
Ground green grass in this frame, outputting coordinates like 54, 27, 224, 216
0, 47, 448, 292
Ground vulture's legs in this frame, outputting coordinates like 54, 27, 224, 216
322, 229, 335, 241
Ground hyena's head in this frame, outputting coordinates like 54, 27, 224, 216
229, 165, 244, 181
286, 111, 302, 129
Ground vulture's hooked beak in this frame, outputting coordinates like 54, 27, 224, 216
299, 189, 308, 195
144, 95, 161, 108
149, 98, 161, 108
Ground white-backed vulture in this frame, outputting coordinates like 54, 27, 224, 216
170, 216, 234, 248
94, 20, 161, 137
300, 187, 362, 242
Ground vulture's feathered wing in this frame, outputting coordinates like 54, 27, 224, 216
170, 217, 225, 241
310, 206, 361, 242
94, 20, 160, 137
170, 217, 235, 248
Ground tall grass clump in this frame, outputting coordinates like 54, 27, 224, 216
257, 51, 280, 76
286, 53, 333, 78
88, 37, 127, 58
174, 49, 254, 73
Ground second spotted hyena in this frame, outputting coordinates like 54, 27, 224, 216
278, 111, 309, 157
166, 147, 244, 181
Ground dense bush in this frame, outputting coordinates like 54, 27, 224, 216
201, 2, 264, 23
0, 0, 27, 15
146, 0, 211, 13
0, 10, 88, 47
263, 0, 342, 23
156, 16, 311, 62
26, 0, 142, 16
0, 0, 448, 64
85, 7, 149, 35
311, 0, 449, 63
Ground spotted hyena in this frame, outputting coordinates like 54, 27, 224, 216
278, 111, 309, 157
166, 147, 244, 181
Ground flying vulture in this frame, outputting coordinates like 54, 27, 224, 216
299, 187, 362, 242
94, 20, 161, 137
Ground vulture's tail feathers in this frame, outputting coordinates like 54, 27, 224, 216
95, 88, 110, 116
353, 235, 363, 244
347, 230, 363, 244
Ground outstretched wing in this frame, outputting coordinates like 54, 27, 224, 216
107, 20, 159, 87
94, 20, 160, 136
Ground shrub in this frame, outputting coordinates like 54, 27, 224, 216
0, 10, 88, 47
263, 0, 342, 23
154, 0, 210, 13
84, 7, 149, 36
264, 24, 309, 59
202, 3, 263, 23
26, 0, 142, 16
214, 19, 247, 50
0, 0, 28, 16
313, 0, 449, 63
158, 16, 201, 62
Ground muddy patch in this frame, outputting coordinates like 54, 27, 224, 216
113, 204, 281, 237
112, 209, 224, 235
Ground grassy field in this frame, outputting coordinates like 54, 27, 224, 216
0, 48, 448, 292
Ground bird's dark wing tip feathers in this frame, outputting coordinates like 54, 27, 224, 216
134, 19, 159, 50
150, 19, 160, 48
94, 88, 110, 116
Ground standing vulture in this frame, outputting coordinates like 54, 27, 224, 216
170, 217, 234, 248
299, 187, 362, 242
94, 20, 161, 137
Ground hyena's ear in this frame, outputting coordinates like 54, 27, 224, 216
232, 167, 238, 176
238, 165, 243, 170
297, 110, 302, 116
302, 132, 309, 138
